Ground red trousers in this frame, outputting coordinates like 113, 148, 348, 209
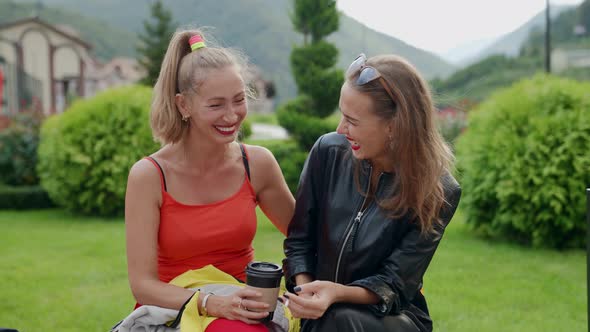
205, 318, 269, 332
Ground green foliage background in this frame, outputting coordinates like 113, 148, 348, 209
0, 112, 43, 186
37, 86, 159, 216
455, 74, 590, 248
277, 0, 342, 152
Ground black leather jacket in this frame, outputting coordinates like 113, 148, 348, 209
283, 133, 461, 331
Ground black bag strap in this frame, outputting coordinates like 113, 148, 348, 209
239, 144, 251, 181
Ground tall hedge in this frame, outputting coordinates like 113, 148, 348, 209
259, 139, 308, 194
456, 74, 590, 248
278, 0, 342, 151
37, 86, 159, 216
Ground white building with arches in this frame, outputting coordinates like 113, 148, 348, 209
0, 16, 94, 114
0, 16, 144, 115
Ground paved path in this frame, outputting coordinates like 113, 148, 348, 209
250, 123, 289, 140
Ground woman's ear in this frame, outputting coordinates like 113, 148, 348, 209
175, 93, 190, 119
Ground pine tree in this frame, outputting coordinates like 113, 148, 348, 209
137, 1, 176, 86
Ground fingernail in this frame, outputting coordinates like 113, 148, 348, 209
283, 293, 290, 299
294, 286, 302, 292
277, 297, 284, 303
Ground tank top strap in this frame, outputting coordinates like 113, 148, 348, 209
239, 144, 251, 181
144, 156, 168, 192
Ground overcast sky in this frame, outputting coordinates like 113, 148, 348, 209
337, 0, 584, 57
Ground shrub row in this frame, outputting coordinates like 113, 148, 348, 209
456, 74, 590, 248
37, 86, 159, 216
0, 185, 54, 209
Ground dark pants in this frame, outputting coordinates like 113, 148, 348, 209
300, 304, 422, 332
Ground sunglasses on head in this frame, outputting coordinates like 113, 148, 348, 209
346, 53, 396, 104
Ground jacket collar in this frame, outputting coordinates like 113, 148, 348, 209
358, 159, 395, 195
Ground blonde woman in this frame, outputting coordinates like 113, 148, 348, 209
125, 30, 294, 331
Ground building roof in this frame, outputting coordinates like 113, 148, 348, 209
86, 57, 145, 82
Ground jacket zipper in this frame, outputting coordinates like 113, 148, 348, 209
350, 173, 384, 251
334, 166, 372, 283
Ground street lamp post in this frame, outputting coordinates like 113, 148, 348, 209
587, 188, 590, 332
545, 0, 551, 73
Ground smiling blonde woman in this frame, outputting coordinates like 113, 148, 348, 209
124, 29, 294, 332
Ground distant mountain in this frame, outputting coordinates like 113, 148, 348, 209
332, 14, 455, 80
442, 37, 496, 65
520, 2, 589, 56
12, 0, 455, 101
461, 4, 574, 67
432, 1, 590, 107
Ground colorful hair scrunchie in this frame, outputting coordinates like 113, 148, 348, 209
189, 35, 206, 51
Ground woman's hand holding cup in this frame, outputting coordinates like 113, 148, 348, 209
206, 261, 283, 324
208, 288, 270, 324
244, 262, 284, 322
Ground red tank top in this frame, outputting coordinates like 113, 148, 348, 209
145, 145, 258, 284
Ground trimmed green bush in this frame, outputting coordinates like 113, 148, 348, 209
456, 74, 590, 248
277, 97, 336, 150
255, 139, 308, 194
0, 112, 43, 186
278, 2, 342, 156
239, 118, 252, 140
37, 86, 159, 216
0, 184, 54, 209
290, 42, 343, 118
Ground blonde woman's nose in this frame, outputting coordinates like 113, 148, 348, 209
222, 109, 239, 123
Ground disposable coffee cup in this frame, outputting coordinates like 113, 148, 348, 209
245, 261, 283, 322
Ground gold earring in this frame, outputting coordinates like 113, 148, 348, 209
389, 133, 394, 150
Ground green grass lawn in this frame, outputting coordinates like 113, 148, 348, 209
0, 208, 585, 331
247, 113, 279, 125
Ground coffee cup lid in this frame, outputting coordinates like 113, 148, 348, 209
246, 261, 282, 278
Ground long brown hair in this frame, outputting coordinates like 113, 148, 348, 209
150, 28, 248, 144
350, 54, 454, 234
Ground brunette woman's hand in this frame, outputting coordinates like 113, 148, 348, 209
208, 288, 270, 324
280, 280, 341, 319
